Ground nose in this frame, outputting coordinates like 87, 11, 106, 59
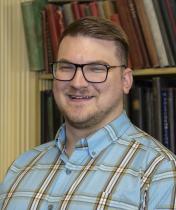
69, 67, 88, 88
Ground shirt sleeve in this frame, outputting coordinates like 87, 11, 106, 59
141, 157, 176, 210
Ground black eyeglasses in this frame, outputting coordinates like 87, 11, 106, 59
52, 61, 126, 83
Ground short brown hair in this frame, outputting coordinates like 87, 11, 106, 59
59, 16, 129, 65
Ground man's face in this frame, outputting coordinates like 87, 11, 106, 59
53, 35, 132, 130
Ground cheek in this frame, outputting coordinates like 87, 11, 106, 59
53, 81, 64, 101
53, 81, 65, 93
106, 76, 124, 93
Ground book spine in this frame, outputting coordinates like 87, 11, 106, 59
71, 1, 81, 20
45, 4, 63, 61
62, 3, 75, 26
143, 86, 154, 135
21, 1, 44, 71
115, 0, 145, 69
167, 88, 176, 153
143, 0, 169, 67
103, 0, 115, 20
153, 0, 175, 66
47, 90, 55, 141
97, 1, 106, 18
174, 88, 176, 153
152, 77, 163, 143
160, 0, 176, 64
128, 0, 151, 68
161, 89, 170, 149
129, 85, 143, 129
78, 3, 87, 17
41, 10, 54, 73
133, 0, 159, 67
40, 90, 48, 143
89, 1, 99, 17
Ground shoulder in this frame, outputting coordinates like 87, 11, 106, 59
122, 124, 176, 174
127, 124, 175, 158
7, 141, 58, 172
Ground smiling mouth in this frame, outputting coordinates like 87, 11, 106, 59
69, 95, 94, 100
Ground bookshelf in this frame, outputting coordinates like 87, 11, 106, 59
21, 0, 176, 152
133, 67, 176, 77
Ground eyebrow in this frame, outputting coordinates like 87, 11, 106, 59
57, 58, 110, 66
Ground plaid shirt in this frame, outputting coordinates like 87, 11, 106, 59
0, 111, 176, 210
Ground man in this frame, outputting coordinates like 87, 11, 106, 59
0, 17, 176, 210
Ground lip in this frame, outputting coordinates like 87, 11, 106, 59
67, 94, 94, 102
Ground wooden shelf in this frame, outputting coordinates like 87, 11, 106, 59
39, 73, 53, 80
39, 67, 176, 80
48, 0, 92, 3
133, 67, 176, 77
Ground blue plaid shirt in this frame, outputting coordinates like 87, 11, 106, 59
0, 111, 176, 210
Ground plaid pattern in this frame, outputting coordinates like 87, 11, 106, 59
0, 111, 176, 210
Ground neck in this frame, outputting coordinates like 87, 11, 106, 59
64, 108, 124, 156
64, 123, 96, 156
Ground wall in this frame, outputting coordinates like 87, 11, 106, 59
0, 0, 51, 181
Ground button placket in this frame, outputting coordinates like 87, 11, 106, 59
48, 204, 53, 210
66, 168, 72, 175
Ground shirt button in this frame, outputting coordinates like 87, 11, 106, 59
91, 151, 96, 156
66, 169, 72, 175
48, 205, 53, 210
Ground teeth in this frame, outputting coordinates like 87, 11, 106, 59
70, 95, 92, 99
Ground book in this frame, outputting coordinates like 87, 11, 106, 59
167, 88, 176, 153
152, 77, 163, 143
129, 84, 143, 129
21, 1, 45, 71
40, 90, 49, 143
62, 3, 75, 26
142, 85, 154, 135
47, 0, 90, 2
41, 89, 63, 143
84, 4, 92, 16
110, 13, 121, 26
45, 4, 64, 61
166, 0, 176, 39
71, 1, 81, 20
115, 0, 145, 69
103, 0, 115, 20
143, 0, 169, 67
174, 88, 176, 153
153, 0, 175, 66
133, 0, 160, 67
97, 1, 106, 18
89, 1, 99, 17
47, 90, 55, 141
127, 0, 150, 68
78, 3, 87, 17
129, 79, 153, 132
161, 88, 170, 149
41, 9, 53, 73
159, 0, 176, 64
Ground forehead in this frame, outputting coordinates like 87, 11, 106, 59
57, 35, 120, 64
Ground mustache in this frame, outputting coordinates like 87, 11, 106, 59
65, 87, 91, 95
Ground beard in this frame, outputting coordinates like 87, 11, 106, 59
64, 110, 106, 129
59, 100, 121, 130
54, 86, 123, 130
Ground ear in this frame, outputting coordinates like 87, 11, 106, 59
122, 67, 133, 94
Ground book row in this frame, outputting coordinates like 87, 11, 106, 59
126, 77, 176, 154
40, 90, 63, 144
21, 0, 176, 71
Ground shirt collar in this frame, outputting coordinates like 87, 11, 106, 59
55, 111, 132, 158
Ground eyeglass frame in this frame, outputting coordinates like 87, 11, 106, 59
52, 61, 127, 83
